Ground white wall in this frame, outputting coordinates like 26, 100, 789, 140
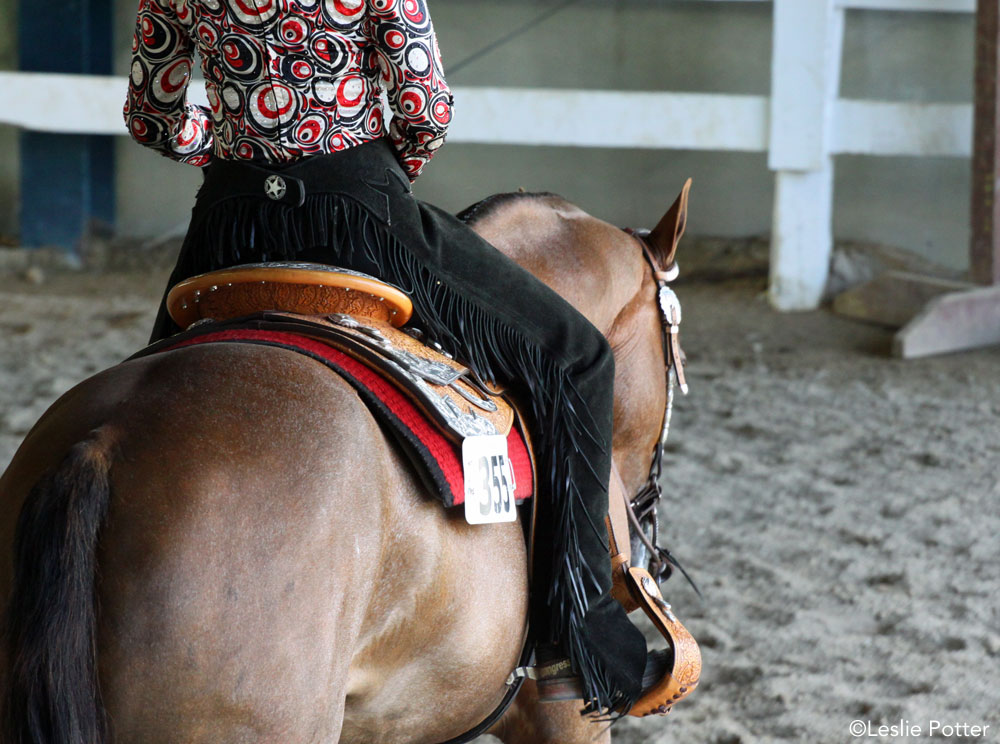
418, 0, 776, 250
0, 1, 978, 271
835, 8, 973, 270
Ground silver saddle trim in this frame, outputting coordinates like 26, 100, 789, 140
326, 313, 501, 440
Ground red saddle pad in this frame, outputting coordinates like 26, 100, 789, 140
162, 328, 533, 508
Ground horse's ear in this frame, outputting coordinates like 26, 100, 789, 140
647, 178, 692, 268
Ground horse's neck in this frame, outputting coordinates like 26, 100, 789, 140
468, 197, 660, 496
468, 198, 640, 334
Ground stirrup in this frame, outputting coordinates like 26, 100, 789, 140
605, 467, 701, 717
533, 644, 690, 710
622, 566, 701, 716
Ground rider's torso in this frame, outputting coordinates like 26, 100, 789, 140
127, 0, 450, 169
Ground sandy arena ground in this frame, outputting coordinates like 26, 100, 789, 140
1, 254, 998, 743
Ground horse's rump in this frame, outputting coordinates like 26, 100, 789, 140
2, 341, 527, 743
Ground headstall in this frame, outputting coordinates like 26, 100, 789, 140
623, 228, 695, 589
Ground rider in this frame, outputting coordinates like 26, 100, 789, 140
125, 0, 647, 714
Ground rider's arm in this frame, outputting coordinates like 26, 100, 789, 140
367, 0, 453, 181
123, 0, 214, 166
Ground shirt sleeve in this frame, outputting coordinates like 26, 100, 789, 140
123, 0, 214, 167
367, 0, 453, 181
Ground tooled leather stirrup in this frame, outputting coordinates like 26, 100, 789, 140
606, 470, 701, 717
624, 567, 701, 716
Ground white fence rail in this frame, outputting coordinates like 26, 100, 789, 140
0, 0, 976, 309
0, 73, 971, 158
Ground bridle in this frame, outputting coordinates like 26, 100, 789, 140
623, 228, 696, 590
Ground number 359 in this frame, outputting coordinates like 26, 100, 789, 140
478, 454, 514, 516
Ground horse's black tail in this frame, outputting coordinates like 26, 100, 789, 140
3, 433, 113, 744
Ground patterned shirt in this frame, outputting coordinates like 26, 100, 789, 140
124, 0, 453, 180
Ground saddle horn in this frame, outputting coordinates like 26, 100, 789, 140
647, 178, 692, 269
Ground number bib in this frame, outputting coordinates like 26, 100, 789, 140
462, 435, 518, 524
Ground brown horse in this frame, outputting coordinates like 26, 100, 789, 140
0, 190, 685, 744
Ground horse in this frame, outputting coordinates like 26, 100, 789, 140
0, 186, 689, 744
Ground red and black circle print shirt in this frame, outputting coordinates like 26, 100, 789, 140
124, 0, 453, 180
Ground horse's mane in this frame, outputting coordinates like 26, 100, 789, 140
456, 191, 562, 226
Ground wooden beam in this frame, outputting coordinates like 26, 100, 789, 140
768, 0, 842, 171
0, 73, 174, 135
447, 89, 770, 152
971, 0, 1000, 285
770, 170, 838, 310
683, 0, 976, 10
0, 73, 978, 159
834, 100, 972, 158
838, 0, 974, 12
0, 75, 773, 153
832, 271, 974, 327
894, 284, 1000, 357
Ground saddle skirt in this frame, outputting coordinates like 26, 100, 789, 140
138, 311, 534, 509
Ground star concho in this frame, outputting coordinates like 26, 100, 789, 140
264, 175, 287, 201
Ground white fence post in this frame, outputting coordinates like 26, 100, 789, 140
768, 0, 845, 311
